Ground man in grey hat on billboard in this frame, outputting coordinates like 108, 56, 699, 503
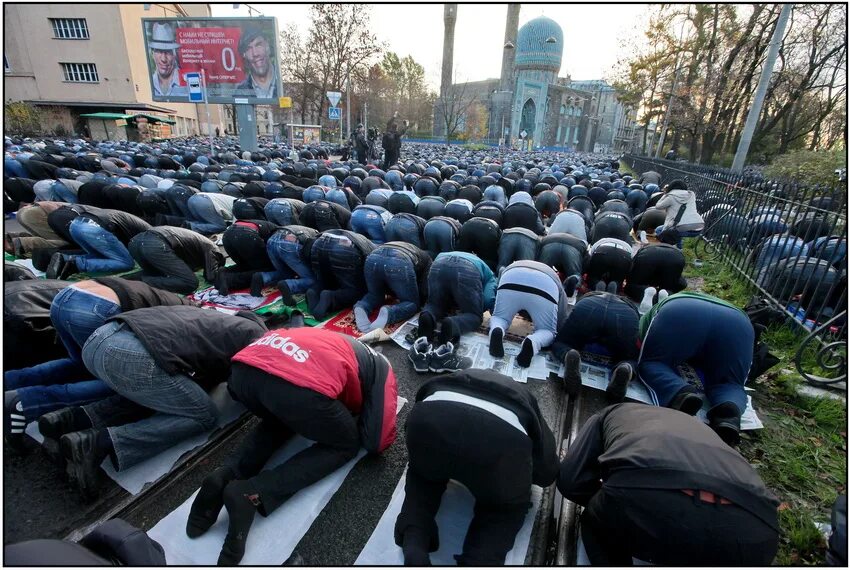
148, 21, 188, 97
235, 26, 277, 99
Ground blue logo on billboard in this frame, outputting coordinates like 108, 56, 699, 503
328, 107, 341, 120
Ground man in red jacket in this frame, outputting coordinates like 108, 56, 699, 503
186, 327, 399, 565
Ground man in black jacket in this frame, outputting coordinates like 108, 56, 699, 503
382, 117, 408, 171
395, 369, 558, 566
127, 226, 223, 294
45, 307, 266, 499
558, 403, 779, 566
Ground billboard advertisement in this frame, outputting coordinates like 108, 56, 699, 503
142, 17, 280, 104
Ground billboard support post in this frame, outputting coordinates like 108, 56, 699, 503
201, 70, 214, 155
236, 103, 259, 152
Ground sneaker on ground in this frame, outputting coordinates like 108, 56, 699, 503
408, 336, 432, 373
429, 342, 472, 373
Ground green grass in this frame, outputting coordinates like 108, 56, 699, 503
681, 237, 847, 565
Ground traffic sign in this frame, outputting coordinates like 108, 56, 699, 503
326, 91, 342, 107
186, 72, 203, 102
279, 96, 292, 108
328, 106, 341, 120
520, 129, 528, 139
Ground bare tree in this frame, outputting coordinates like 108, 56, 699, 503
435, 76, 478, 144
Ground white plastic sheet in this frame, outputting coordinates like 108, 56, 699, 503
355, 467, 542, 566
147, 396, 407, 565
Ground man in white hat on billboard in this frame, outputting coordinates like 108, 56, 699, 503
148, 21, 188, 97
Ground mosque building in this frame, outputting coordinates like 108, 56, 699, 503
434, 4, 640, 152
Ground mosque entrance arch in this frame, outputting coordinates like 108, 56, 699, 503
520, 98, 536, 137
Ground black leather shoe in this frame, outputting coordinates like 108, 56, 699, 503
38, 407, 83, 440
708, 402, 742, 446
60, 428, 108, 501
668, 387, 704, 416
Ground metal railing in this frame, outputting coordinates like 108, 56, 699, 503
624, 154, 847, 388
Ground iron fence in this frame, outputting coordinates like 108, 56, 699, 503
624, 154, 847, 388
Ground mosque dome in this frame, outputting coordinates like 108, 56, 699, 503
514, 16, 563, 73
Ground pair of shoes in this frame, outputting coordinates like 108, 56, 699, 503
39, 407, 87, 467
562, 349, 582, 396
708, 402, 742, 446
409, 338, 472, 373
249, 273, 266, 297
46, 253, 76, 280
605, 362, 633, 402
516, 337, 534, 368
60, 428, 109, 501
668, 386, 704, 416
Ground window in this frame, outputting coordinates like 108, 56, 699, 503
51, 18, 89, 39
61, 62, 99, 82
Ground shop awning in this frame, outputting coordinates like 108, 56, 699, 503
79, 112, 133, 120
79, 112, 176, 125
133, 113, 176, 125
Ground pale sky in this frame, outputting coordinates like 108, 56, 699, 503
211, 3, 652, 91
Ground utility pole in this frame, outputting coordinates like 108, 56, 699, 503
731, 4, 792, 172
346, 72, 352, 145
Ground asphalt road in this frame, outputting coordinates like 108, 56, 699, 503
4, 340, 568, 565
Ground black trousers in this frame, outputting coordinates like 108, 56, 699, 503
395, 400, 532, 566
383, 149, 400, 171
220, 225, 274, 289
458, 218, 501, 272
585, 246, 633, 288
551, 293, 639, 363
127, 232, 199, 294
581, 486, 778, 566
227, 363, 360, 515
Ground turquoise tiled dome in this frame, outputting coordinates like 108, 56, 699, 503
515, 16, 563, 72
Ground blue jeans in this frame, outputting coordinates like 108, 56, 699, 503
385, 215, 425, 248
655, 225, 701, 249
187, 194, 228, 234
264, 199, 299, 225
351, 206, 391, 243
4, 287, 119, 420
421, 254, 485, 338
303, 186, 327, 203
482, 185, 506, 206
266, 232, 316, 293
4, 158, 27, 178
51, 181, 78, 203
81, 321, 219, 470
638, 297, 752, 413
165, 185, 196, 217
355, 248, 421, 325
423, 218, 458, 258
68, 218, 135, 273
310, 235, 368, 311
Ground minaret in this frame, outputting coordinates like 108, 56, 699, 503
440, 4, 457, 97
500, 4, 520, 91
